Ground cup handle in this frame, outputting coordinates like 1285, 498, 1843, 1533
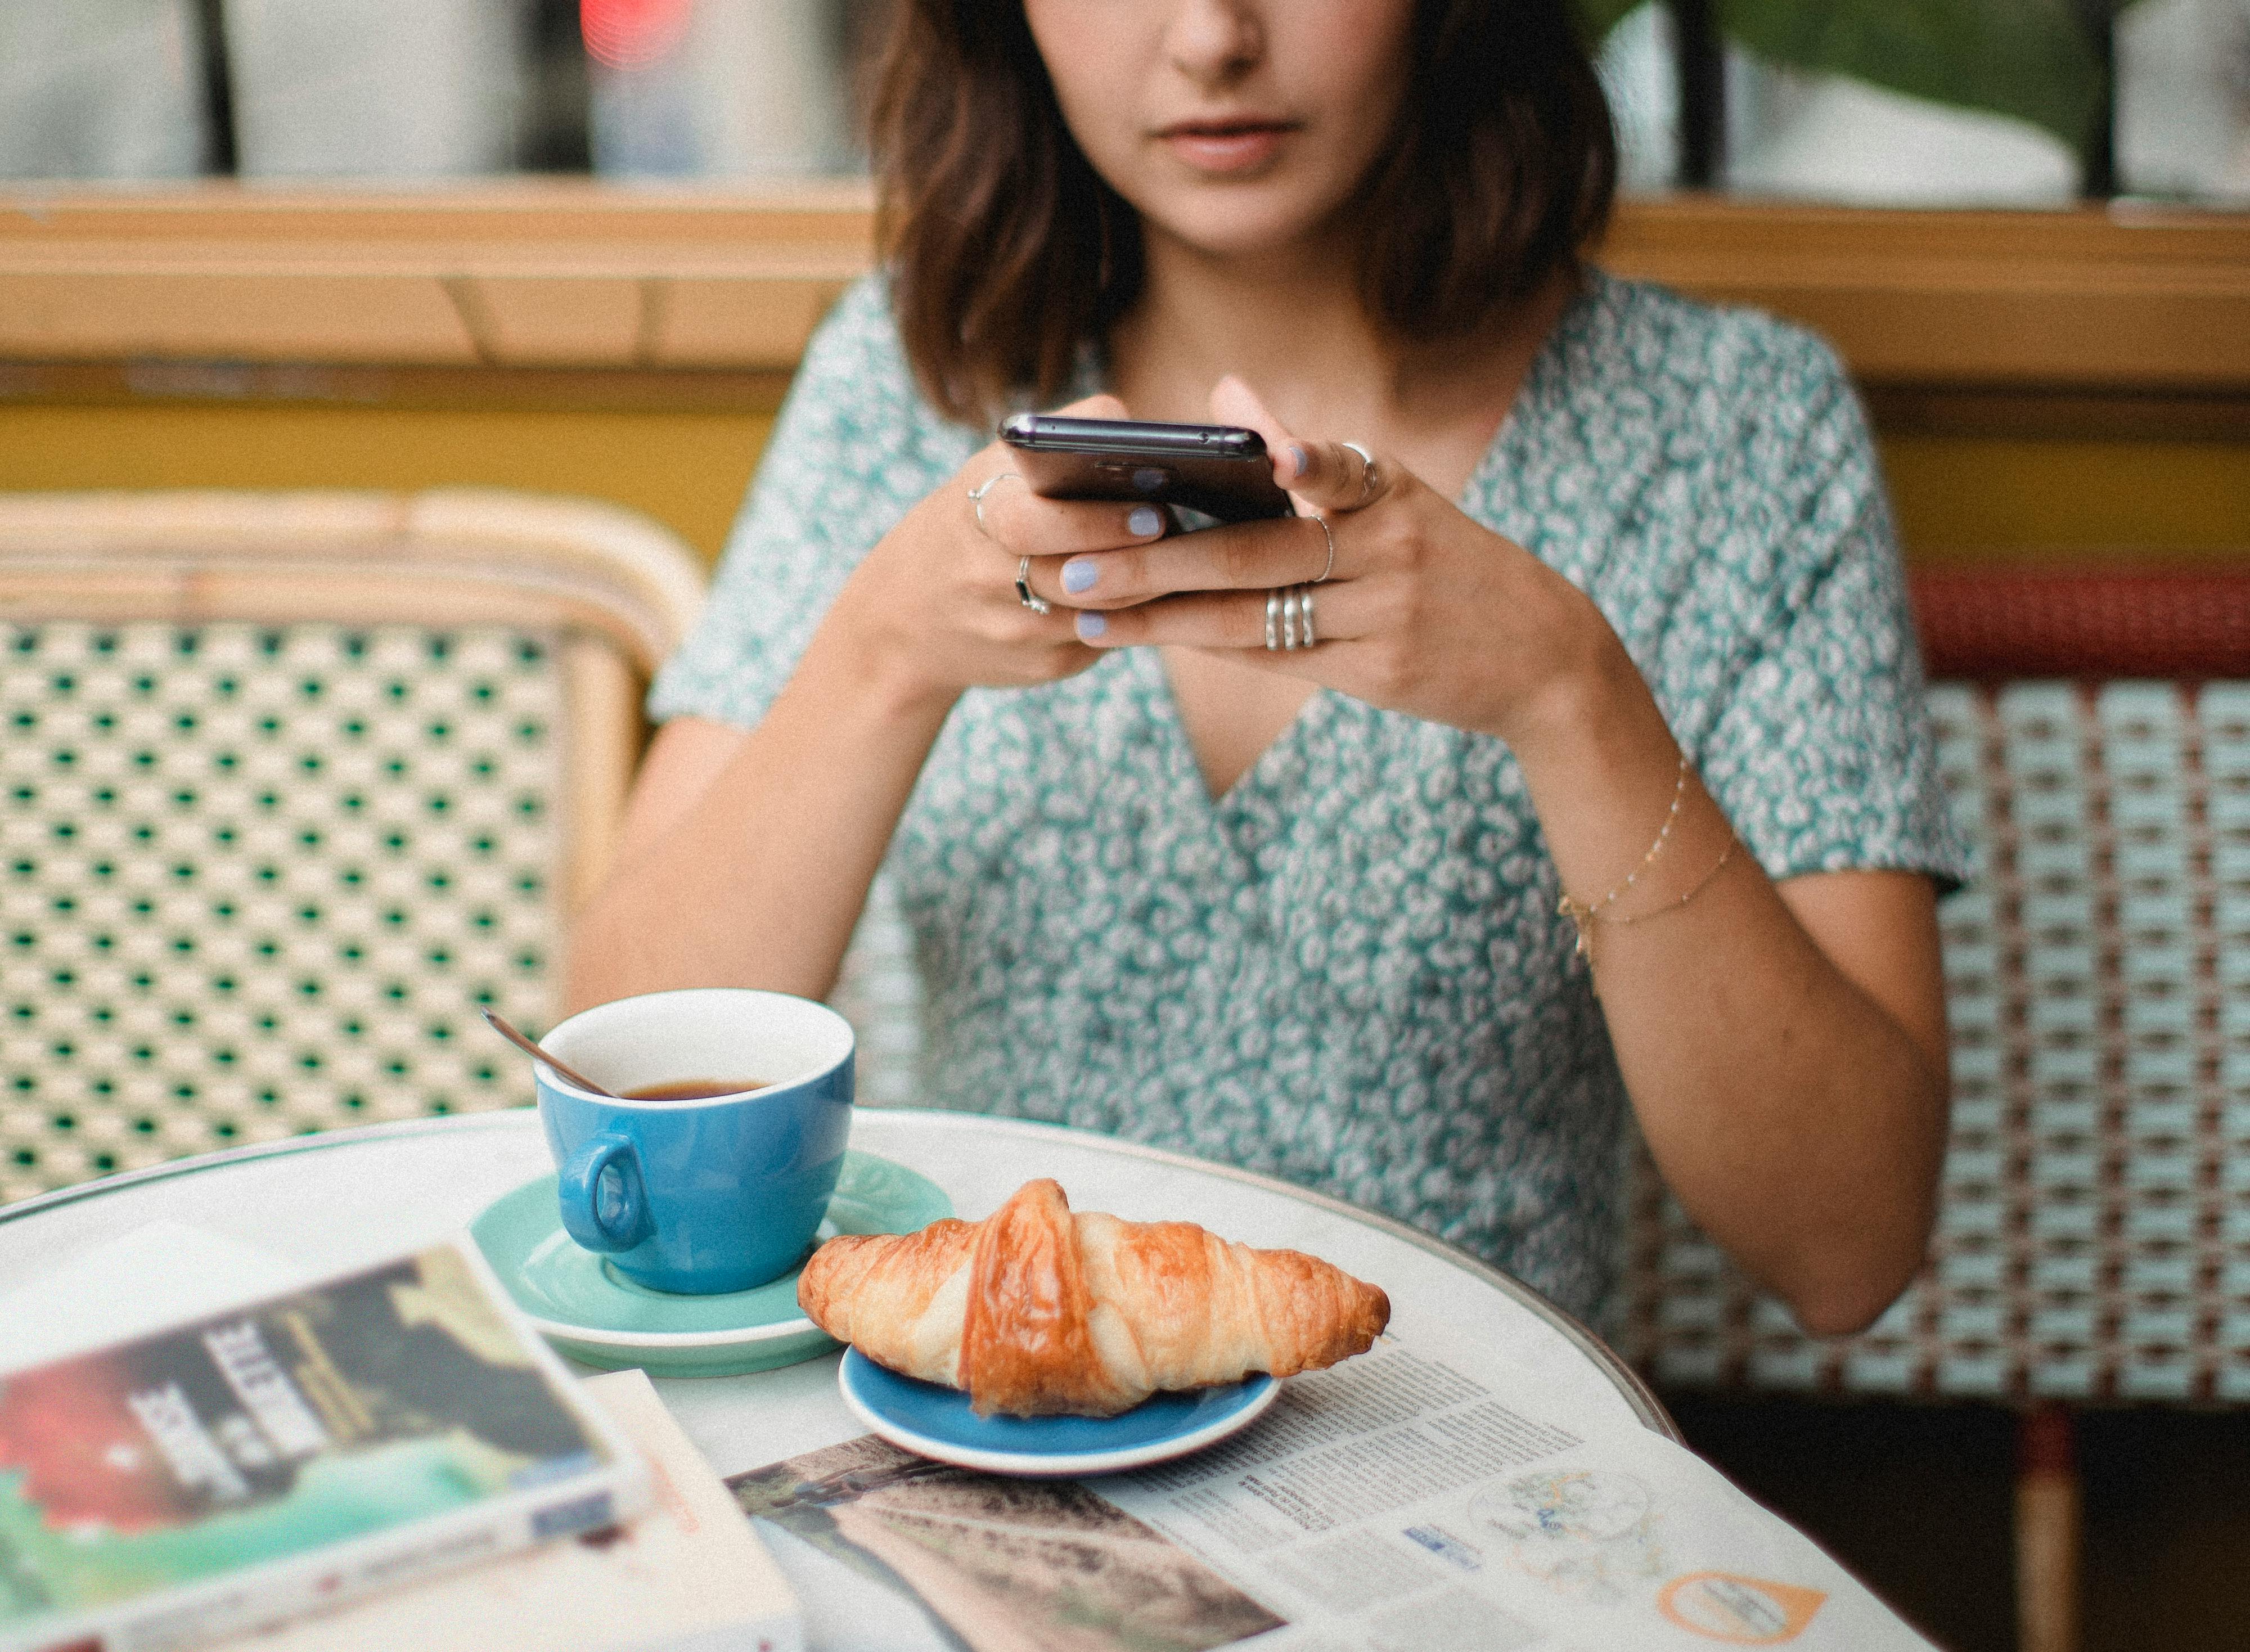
557, 1132, 649, 1252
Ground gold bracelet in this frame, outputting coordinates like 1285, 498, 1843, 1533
1555, 753, 1688, 969
1564, 836, 1739, 995
1613, 835, 1738, 931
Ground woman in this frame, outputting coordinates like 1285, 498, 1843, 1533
568, 0, 1965, 1334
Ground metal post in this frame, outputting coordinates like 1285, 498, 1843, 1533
1669, 0, 1726, 190
2073, 0, 2117, 197
194, 0, 237, 175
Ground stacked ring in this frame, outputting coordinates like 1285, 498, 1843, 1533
1264, 585, 1317, 651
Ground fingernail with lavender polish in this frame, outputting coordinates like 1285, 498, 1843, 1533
1076, 611, 1109, 642
1289, 445, 1311, 479
1128, 506, 1163, 537
1063, 558, 1099, 594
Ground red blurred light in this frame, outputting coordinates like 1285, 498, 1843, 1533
582, 0, 693, 69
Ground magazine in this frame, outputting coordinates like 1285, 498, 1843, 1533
728, 1329, 1935, 1651
0, 1239, 649, 1652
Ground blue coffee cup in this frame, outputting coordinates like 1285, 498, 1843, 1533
533, 988, 854, 1294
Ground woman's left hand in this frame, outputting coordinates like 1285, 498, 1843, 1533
1036, 380, 1953, 1338
1045, 376, 1616, 751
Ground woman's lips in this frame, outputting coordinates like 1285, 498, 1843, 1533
1158, 123, 1294, 174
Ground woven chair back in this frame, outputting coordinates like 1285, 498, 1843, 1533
0, 490, 703, 1202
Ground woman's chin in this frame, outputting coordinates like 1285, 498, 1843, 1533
1137, 195, 1358, 268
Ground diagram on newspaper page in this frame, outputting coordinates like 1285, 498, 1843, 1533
728, 1329, 1934, 1652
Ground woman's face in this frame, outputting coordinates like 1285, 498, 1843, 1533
1023, 0, 1418, 263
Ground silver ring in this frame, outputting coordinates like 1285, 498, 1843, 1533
1308, 513, 1335, 584
1340, 442, 1379, 506
969, 470, 1018, 535
1015, 555, 1051, 615
1264, 585, 1316, 651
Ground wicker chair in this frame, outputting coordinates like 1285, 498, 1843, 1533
1616, 565, 2250, 1652
0, 490, 704, 1202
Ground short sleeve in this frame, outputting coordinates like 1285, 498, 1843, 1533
647, 276, 979, 731
1690, 335, 1970, 890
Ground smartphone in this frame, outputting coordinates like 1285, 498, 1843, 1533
999, 413, 1296, 525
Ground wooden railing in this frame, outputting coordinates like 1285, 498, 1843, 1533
2, 185, 2242, 565
2, 184, 2244, 412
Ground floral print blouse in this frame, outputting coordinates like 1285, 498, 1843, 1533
650, 270, 1969, 1322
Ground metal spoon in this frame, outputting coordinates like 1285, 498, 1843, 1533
479, 1006, 620, 1099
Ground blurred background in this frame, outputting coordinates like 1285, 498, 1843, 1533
1, 0, 2246, 201
0, 10, 2246, 1651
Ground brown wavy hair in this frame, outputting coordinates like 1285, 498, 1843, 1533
868, 0, 1618, 425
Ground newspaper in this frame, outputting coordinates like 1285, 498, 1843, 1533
727, 1327, 1935, 1652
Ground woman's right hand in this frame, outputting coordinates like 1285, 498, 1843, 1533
820, 394, 1172, 709
566, 406, 1169, 1011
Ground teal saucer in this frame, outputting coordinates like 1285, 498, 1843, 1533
470, 1149, 952, 1378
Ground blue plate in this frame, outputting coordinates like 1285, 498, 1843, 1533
838, 1347, 1279, 1477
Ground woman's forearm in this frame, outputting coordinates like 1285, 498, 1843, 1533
1509, 625, 1948, 1336
563, 624, 958, 1014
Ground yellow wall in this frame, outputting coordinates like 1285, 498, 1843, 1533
1884, 435, 2250, 563
0, 403, 776, 564
2, 402, 2244, 568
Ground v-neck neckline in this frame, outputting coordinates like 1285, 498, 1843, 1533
1135, 647, 1341, 825
1124, 273, 1595, 823
1134, 280, 1593, 828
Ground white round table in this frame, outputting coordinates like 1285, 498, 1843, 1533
0, 1107, 1675, 1477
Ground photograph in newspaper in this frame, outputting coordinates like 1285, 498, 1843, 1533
727, 1434, 1287, 1652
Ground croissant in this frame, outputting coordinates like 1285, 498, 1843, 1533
798, 1178, 1389, 1417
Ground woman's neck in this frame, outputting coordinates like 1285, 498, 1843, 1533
1109, 228, 1385, 422
1105, 221, 1576, 497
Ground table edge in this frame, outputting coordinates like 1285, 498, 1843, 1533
0, 1107, 1680, 1442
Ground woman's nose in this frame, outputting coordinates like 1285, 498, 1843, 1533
1164, 0, 1264, 87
